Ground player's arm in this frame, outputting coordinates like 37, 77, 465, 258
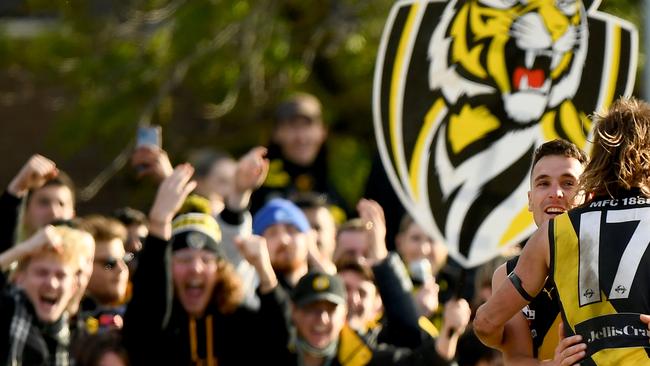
489, 263, 536, 363
474, 222, 551, 348
493, 262, 587, 366
0, 225, 61, 270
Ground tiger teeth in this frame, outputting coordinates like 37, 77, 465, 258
520, 74, 529, 89
525, 50, 536, 69
551, 53, 562, 69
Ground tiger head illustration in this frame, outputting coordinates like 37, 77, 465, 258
422, 0, 591, 265
373, 0, 635, 266
429, 0, 589, 123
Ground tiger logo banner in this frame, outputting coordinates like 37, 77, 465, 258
373, 0, 637, 268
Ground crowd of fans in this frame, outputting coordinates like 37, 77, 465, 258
0, 92, 511, 366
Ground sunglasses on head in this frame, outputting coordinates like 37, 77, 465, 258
95, 253, 134, 271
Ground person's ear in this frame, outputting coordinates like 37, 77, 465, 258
374, 294, 383, 314
318, 124, 328, 144
527, 191, 532, 212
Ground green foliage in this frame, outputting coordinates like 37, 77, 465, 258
327, 134, 372, 207
0, 0, 643, 208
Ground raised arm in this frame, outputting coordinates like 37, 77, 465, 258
489, 263, 537, 363
1, 155, 59, 251
227, 146, 269, 211
235, 234, 277, 294
123, 164, 196, 364
0, 225, 61, 270
131, 145, 174, 183
148, 163, 197, 239
474, 221, 551, 348
235, 232, 294, 362
8, 154, 59, 198
306, 229, 336, 274
435, 297, 471, 360
491, 263, 586, 366
357, 198, 388, 264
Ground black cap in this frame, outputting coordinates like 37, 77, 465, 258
275, 94, 322, 124
291, 272, 346, 307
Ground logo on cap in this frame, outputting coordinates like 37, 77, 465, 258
187, 232, 207, 250
312, 276, 330, 291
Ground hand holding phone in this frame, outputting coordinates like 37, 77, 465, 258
132, 126, 172, 181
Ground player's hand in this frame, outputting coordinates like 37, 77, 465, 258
553, 323, 586, 366
640, 314, 650, 328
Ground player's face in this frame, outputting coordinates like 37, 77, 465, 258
528, 155, 584, 226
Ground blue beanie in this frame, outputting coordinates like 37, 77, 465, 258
253, 198, 311, 235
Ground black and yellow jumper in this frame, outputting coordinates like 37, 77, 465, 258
278, 322, 450, 366
250, 143, 349, 222
123, 235, 288, 366
550, 190, 650, 365
269, 253, 454, 365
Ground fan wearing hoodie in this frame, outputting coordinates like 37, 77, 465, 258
123, 164, 284, 366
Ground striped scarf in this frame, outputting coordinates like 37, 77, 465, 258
8, 288, 70, 366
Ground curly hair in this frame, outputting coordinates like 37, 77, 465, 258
580, 97, 650, 198
211, 258, 244, 314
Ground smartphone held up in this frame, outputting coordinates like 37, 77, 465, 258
133, 125, 163, 177
136, 125, 162, 148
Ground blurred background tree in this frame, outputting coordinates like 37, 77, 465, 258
0, 0, 643, 214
